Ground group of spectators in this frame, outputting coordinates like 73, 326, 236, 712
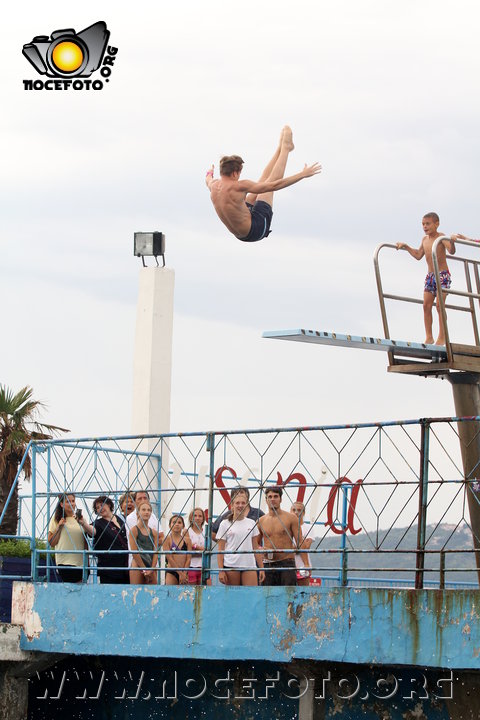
47, 485, 319, 586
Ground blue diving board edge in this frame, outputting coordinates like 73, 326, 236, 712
262, 329, 447, 361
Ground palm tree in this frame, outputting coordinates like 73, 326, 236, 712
0, 385, 68, 538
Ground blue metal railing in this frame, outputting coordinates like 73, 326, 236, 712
1, 416, 479, 588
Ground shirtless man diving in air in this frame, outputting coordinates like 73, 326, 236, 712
205, 126, 321, 242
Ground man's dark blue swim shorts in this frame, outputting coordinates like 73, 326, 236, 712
238, 201, 273, 242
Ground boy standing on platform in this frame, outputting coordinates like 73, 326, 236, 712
396, 213, 456, 345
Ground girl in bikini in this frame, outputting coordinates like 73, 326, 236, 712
163, 514, 192, 586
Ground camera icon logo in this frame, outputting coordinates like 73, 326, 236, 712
22, 21, 110, 78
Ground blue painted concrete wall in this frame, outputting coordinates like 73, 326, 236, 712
19, 584, 480, 669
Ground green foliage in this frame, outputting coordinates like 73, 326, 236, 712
0, 538, 46, 558
0, 384, 68, 537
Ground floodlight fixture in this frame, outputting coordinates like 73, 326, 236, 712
134, 232, 165, 267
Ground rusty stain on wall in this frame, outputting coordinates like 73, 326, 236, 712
287, 602, 303, 624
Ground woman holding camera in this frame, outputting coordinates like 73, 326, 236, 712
47, 493, 90, 583
91, 495, 129, 584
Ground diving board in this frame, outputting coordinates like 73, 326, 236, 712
262, 329, 480, 375
262, 329, 447, 360
263, 241, 480, 376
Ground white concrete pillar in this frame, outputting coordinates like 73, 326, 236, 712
132, 266, 175, 438
132, 267, 175, 527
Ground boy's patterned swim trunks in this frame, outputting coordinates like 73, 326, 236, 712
424, 270, 451, 296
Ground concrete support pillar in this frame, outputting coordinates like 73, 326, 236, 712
0, 668, 27, 720
298, 675, 315, 720
0, 625, 60, 720
132, 267, 175, 520
290, 661, 325, 720
448, 373, 480, 584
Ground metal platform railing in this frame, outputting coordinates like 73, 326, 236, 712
374, 237, 480, 367
1, 417, 479, 589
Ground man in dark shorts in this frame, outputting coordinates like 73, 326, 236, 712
242, 200, 273, 243
258, 486, 301, 586
206, 126, 321, 242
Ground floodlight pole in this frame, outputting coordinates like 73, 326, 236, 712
132, 266, 175, 539
448, 373, 480, 584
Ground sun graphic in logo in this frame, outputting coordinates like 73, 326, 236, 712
51, 41, 84, 73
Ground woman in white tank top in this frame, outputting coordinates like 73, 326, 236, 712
187, 507, 206, 585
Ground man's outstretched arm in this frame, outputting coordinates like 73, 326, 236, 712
205, 164, 215, 189
453, 233, 480, 243
238, 162, 321, 195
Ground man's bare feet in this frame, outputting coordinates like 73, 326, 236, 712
424, 336, 434, 345
435, 337, 446, 346
282, 125, 294, 152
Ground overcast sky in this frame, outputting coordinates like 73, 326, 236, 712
3, 0, 480, 439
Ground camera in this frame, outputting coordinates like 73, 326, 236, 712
75, 509, 83, 521
22, 21, 109, 78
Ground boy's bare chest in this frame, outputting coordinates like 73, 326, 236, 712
262, 516, 291, 537
423, 236, 444, 260
423, 237, 434, 254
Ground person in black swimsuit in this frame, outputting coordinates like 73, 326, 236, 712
129, 501, 160, 585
